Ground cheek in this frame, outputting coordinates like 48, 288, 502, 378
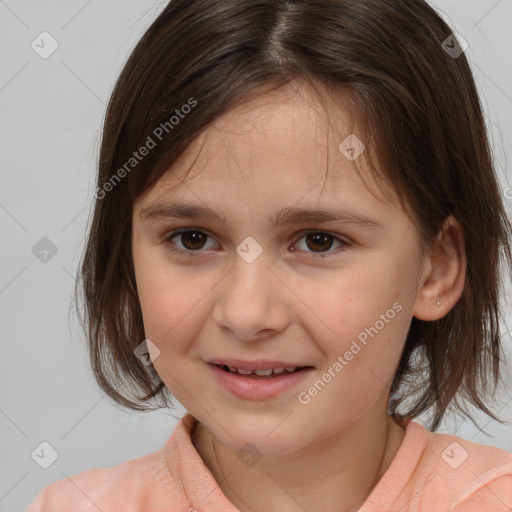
301, 322, 406, 429
300, 266, 408, 387
298, 264, 403, 342
135, 267, 207, 394
134, 254, 208, 349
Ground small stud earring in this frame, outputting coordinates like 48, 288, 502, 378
436, 300, 441, 307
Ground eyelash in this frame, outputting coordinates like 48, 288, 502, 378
162, 229, 350, 259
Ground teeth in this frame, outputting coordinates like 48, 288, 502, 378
218, 364, 298, 375
254, 369, 273, 376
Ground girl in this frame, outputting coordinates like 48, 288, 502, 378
27, 0, 512, 510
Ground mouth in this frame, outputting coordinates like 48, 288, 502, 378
207, 361, 315, 400
213, 363, 310, 378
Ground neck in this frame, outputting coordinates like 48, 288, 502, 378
191, 406, 405, 512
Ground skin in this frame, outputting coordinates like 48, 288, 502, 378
131, 82, 466, 512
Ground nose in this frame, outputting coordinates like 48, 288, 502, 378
212, 249, 289, 341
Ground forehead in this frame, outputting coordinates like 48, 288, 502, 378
138, 83, 396, 210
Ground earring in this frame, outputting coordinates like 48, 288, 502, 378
436, 300, 441, 307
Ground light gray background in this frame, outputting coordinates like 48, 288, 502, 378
1, 1, 511, 510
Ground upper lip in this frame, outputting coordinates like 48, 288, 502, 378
208, 358, 311, 370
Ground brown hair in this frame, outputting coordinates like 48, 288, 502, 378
75, 0, 512, 431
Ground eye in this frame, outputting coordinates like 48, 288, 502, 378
164, 229, 218, 256
293, 231, 349, 258
163, 229, 349, 259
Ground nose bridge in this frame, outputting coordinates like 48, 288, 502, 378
214, 237, 288, 339
227, 238, 273, 304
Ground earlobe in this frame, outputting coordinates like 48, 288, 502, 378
412, 216, 467, 321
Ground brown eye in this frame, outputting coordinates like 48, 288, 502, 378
305, 232, 335, 252
163, 229, 348, 259
177, 231, 208, 250
294, 231, 348, 258
165, 230, 218, 255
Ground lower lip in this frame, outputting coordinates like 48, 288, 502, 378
208, 363, 314, 401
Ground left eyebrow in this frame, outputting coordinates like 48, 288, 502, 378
272, 206, 382, 230
139, 202, 383, 230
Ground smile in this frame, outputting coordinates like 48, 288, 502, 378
216, 364, 304, 377
208, 362, 314, 400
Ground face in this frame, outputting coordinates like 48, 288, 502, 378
132, 83, 427, 455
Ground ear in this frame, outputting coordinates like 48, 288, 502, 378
412, 215, 467, 321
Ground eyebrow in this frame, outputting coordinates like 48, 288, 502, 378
139, 202, 382, 230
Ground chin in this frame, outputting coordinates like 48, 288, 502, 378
205, 412, 313, 455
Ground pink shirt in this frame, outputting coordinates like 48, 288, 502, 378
26, 413, 512, 511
